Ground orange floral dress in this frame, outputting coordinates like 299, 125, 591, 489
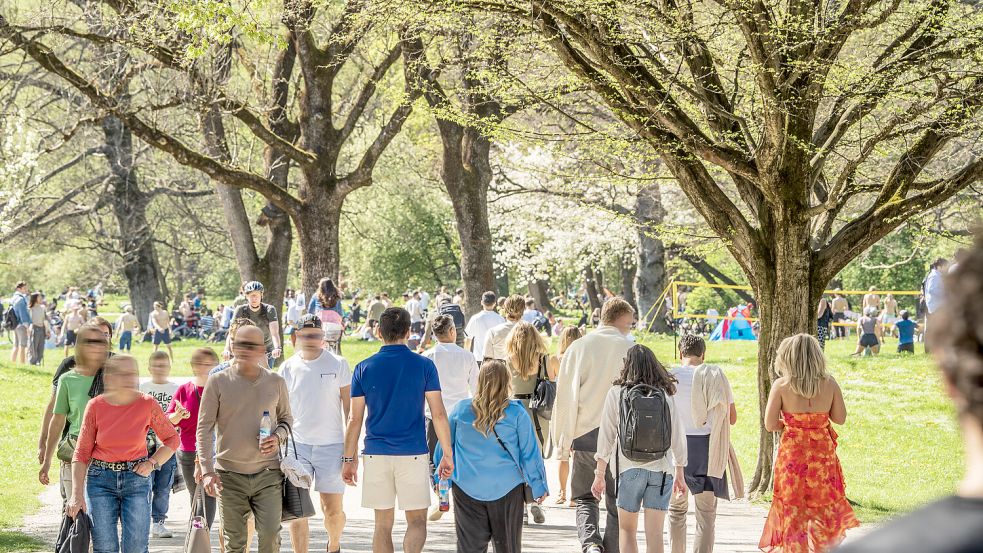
759, 412, 860, 553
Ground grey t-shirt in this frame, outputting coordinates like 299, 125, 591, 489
859, 316, 877, 335
232, 303, 278, 351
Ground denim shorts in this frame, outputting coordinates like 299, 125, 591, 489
616, 468, 673, 513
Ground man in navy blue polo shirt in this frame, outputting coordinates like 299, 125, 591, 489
342, 307, 453, 553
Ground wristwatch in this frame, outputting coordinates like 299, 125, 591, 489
149, 458, 160, 470
341, 456, 355, 463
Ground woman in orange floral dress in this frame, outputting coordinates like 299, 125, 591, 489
759, 333, 859, 553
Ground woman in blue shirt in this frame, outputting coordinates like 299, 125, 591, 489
434, 360, 548, 553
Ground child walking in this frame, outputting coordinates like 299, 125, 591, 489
140, 351, 179, 538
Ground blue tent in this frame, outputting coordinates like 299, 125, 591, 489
708, 309, 757, 341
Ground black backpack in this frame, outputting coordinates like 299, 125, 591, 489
438, 302, 466, 329
618, 384, 672, 463
2, 304, 18, 331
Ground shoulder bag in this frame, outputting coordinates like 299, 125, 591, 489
276, 421, 316, 521
492, 426, 536, 504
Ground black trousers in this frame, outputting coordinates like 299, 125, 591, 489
453, 484, 525, 553
572, 449, 619, 553
177, 450, 217, 529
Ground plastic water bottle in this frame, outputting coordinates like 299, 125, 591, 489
438, 478, 450, 512
259, 411, 272, 443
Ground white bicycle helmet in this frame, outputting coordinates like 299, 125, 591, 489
243, 281, 265, 293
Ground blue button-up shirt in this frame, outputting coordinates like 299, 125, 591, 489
11, 292, 30, 326
435, 399, 548, 501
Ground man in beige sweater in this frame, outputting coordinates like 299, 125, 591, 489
553, 298, 635, 553
198, 326, 293, 553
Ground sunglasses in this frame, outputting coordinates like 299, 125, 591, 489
82, 339, 108, 346
233, 341, 263, 350
297, 332, 323, 341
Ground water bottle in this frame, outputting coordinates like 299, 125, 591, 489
438, 478, 450, 512
259, 410, 272, 444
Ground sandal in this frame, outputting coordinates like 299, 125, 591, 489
555, 491, 567, 505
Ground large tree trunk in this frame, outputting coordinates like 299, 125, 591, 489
620, 260, 638, 311
201, 105, 292, 313
436, 124, 497, 318
747, 219, 822, 495
527, 278, 554, 312
634, 184, 669, 332
584, 267, 602, 311
101, 115, 164, 328
295, 193, 342, 298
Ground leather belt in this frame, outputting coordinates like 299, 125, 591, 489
91, 458, 147, 471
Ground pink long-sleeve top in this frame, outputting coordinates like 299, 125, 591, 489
73, 394, 180, 464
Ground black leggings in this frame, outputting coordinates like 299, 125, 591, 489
177, 450, 217, 529
453, 484, 525, 553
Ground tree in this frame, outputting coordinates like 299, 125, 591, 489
0, 0, 420, 297
452, 0, 983, 492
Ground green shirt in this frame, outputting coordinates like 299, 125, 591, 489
54, 371, 95, 436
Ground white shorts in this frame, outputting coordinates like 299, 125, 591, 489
361, 454, 431, 511
294, 442, 345, 494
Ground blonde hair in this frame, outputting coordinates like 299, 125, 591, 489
557, 326, 582, 355
505, 321, 548, 380
600, 297, 635, 325
471, 360, 512, 436
502, 294, 526, 321
774, 333, 828, 399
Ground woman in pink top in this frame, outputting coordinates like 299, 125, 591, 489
67, 354, 179, 553
166, 347, 219, 528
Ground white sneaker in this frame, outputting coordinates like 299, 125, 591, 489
428, 506, 444, 521
152, 522, 173, 538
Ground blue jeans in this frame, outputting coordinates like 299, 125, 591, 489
151, 455, 176, 522
118, 331, 132, 351
86, 466, 152, 553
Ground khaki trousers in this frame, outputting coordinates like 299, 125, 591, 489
668, 488, 718, 553
217, 469, 283, 553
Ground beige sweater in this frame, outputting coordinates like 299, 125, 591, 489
692, 363, 745, 498
552, 325, 632, 451
197, 364, 293, 475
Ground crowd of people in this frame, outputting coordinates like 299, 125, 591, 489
11, 238, 983, 553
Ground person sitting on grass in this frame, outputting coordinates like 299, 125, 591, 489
892, 310, 919, 354
836, 233, 983, 552
853, 307, 882, 356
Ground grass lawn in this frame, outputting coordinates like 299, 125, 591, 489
0, 331, 961, 546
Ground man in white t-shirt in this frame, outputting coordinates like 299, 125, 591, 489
668, 335, 736, 553
464, 291, 506, 362
406, 292, 424, 334
418, 289, 431, 315
421, 314, 478, 521
280, 315, 352, 553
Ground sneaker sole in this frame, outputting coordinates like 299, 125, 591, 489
530, 506, 545, 524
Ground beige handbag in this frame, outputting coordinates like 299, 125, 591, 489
183, 484, 211, 553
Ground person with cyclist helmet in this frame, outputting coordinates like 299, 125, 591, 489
224, 281, 281, 367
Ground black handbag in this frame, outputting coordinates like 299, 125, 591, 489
276, 422, 316, 522
492, 427, 536, 504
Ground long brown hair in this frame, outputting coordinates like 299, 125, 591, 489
317, 278, 340, 309
613, 344, 677, 395
471, 360, 512, 436
505, 322, 548, 380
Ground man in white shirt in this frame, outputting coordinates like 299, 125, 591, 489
464, 291, 506, 362
280, 315, 352, 553
406, 292, 424, 334
553, 298, 635, 553
419, 289, 431, 314
421, 314, 478, 521
923, 258, 949, 353
669, 335, 736, 553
